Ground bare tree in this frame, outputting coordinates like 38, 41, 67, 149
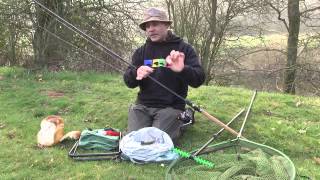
165, 0, 258, 85
284, 0, 300, 94
264, 0, 320, 95
0, 0, 31, 66
31, 0, 64, 68
163, 0, 320, 95
0, 0, 147, 71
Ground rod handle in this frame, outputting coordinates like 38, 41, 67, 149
200, 110, 244, 138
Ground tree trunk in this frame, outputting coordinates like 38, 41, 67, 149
284, 0, 300, 94
8, 26, 17, 66
32, 0, 64, 68
202, 0, 217, 85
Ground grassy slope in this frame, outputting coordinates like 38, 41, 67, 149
0, 67, 319, 179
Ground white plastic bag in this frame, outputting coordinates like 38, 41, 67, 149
120, 127, 178, 163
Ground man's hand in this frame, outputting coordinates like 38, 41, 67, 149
136, 65, 154, 80
166, 50, 185, 72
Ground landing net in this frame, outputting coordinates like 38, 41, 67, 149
166, 138, 295, 180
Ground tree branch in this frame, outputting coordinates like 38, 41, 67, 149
266, 2, 289, 32
232, 48, 286, 65
300, 6, 320, 16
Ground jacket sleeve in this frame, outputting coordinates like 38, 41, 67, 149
123, 49, 141, 88
179, 43, 205, 88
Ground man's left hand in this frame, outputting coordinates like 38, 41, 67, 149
166, 50, 185, 72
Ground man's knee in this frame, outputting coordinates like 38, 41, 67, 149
152, 108, 183, 142
127, 104, 152, 132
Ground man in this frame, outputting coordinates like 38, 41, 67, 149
123, 7, 205, 143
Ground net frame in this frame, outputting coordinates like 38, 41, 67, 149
166, 91, 296, 180
166, 137, 296, 180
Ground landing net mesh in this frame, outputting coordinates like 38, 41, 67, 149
166, 139, 295, 180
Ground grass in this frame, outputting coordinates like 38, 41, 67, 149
0, 67, 319, 179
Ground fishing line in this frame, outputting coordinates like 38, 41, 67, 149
32, 0, 242, 137
32, 0, 195, 109
38, 24, 125, 74
33, 0, 125, 65
32, 0, 196, 110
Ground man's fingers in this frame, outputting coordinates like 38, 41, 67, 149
144, 66, 154, 73
170, 50, 179, 60
170, 50, 176, 57
179, 52, 185, 60
136, 66, 154, 80
166, 56, 172, 66
139, 66, 153, 73
170, 50, 184, 62
173, 52, 179, 60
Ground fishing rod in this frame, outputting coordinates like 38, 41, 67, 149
172, 108, 245, 168
32, 0, 189, 109
38, 24, 124, 74
32, 0, 242, 137
192, 108, 245, 157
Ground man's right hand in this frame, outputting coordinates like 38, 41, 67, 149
136, 66, 154, 80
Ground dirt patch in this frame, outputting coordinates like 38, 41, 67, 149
314, 157, 320, 165
0, 123, 5, 129
0, 76, 4, 80
46, 91, 65, 98
7, 130, 16, 139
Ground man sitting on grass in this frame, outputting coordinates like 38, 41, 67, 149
123, 7, 205, 144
